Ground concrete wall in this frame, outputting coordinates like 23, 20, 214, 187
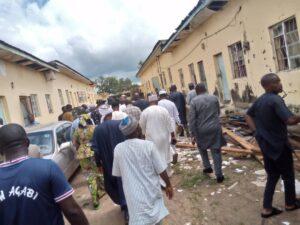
0, 60, 97, 126
139, 0, 300, 110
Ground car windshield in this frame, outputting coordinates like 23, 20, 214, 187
28, 131, 54, 156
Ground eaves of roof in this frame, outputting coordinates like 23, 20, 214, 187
0, 40, 58, 72
162, 0, 229, 52
50, 60, 94, 85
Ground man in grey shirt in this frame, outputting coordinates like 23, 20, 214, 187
189, 83, 226, 183
186, 83, 197, 106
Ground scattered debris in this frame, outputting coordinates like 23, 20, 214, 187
228, 182, 239, 190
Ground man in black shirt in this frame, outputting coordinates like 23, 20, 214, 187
246, 73, 300, 218
132, 92, 149, 111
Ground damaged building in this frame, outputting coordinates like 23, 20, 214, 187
0, 40, 97, 126
136, 0, 300, 111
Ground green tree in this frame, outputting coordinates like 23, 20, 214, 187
96, 76, 137, 95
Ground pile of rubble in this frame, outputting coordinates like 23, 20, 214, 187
176, 113, 300, 172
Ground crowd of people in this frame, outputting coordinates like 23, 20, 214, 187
0, 73, 300, 225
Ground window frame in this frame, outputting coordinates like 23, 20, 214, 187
270, 16, 300, 71
45, 94, 54, 114
188, 63, 197, 84
30, 94, 41, 117
58, 89, 65, 106
197, 61, 208, 89
168, 68, 173, 84
178, 68, 185, 88
229, 41, 247, 79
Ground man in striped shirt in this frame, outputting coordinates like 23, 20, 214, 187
0, 124, 89, 225
113, 116, 173, 225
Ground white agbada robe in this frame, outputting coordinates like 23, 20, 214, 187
140, 105, 173, 166
158, 99, 181, 131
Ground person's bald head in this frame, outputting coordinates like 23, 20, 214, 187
0, 124, 29, 155
260, 73, 283, 94
195, 83, 207, 95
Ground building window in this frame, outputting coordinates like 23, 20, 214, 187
58, 89, 65, 106
159, 74, 165, 89
168, 68, 173, 84
30, 94, 41, 117
162, 72, 167, 86
178, 69, 185, 88
229, 42, 247, 78
0, 96, 8, 124
77, 91, 87, 103
188, 63, 197, 83
197, 61, 208, 89
45, 94, 53, 114
65, 90, 70, 104
271, 17, 300, 71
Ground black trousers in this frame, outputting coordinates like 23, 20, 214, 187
262, 148, 296, 209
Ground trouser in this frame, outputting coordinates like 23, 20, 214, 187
199, 148, 223, 177
117, 178, 127, 209
262, 149, 296, 209
179, 124, 190, 137
80, 158, 105, 207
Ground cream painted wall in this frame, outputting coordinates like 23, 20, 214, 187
139, 0, 300, 108
0, 60, 96, 126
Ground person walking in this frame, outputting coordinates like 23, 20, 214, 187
58, 106, 67, 121
245, 73, 300, 218
169, 84, 189, 137
158, 90, 181, 132
91, 99, 105, 125
123, 99, 142, 121
0, 124, 89, 225
189, 83, 226, 183
140, 94, 177, 186
113, 116, 173, 225
73, 114, 104, 209
132, 92, 149, 111
92, 113, 128, 222
186, 83, 197, 106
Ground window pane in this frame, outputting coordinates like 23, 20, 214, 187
30, 95, 40, 117
290, 56, 300, 69
230, 41, 247, 78
285, 18, 297, 33
273, 24, 283, 37
45, 94, 53, 114
168, 68, 173, 83
58, 89, 64, 106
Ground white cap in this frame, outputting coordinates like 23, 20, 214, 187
159, 89, 167, 95
148, 94, 158, 102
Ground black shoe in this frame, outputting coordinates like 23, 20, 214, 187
286, 199, 300, 211
261, 207, 283, 218
217, 176, 224, 183
203, 168, 213, 174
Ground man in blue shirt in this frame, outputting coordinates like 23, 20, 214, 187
0, 124, 89, 225
246, 73, 300, 218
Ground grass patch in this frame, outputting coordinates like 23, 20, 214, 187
180, 172, 207, 189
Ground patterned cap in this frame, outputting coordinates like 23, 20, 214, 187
119, 116, 139, 136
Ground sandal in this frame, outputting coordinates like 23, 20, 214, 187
261, 207, 283, 218
286, 199, 300, 211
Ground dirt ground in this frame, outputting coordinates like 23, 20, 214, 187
68, 147, 300, 225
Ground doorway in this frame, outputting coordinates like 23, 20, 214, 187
0, 97, 8, 124
214, 53, 231, 103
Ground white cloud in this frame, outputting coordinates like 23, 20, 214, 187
0, 0, 199, 79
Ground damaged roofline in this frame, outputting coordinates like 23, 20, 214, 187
162, 0, 228, 52
50, 60, 95, 85
0, 40, 58, 72
136, 40, 166, 78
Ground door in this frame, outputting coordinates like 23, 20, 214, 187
19, 96, 33, 126
215, 54, 231, 102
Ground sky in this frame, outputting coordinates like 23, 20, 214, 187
0, 0, 199, 81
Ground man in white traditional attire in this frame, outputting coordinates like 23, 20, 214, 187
112, 116, 173, 225
140, 94, 177, 186
158, 90, 181, 131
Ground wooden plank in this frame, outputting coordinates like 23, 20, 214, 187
221, 147, 253, 154
222, 127, 261, 152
